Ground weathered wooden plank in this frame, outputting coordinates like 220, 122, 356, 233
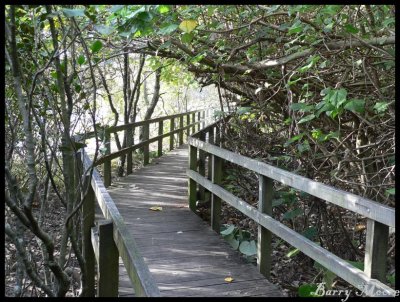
258, 175, 273, 278
188, 138, 395, 228
169, 117, 175, 150
364, 219, 389, 282
187, 170, 395, 297
97, 220, 119, 297
162, 279, 282, 297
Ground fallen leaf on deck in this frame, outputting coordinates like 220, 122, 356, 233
149, 206, 163, 211
177, 231, 183, 234
224, 277, 234, 283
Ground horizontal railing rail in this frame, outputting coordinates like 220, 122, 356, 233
187, 120, 396, 297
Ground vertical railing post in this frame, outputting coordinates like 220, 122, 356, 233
186, 114, 190, 140
201, 110, 205, 129
81, 170, 95, 296
179, 115, 184, 145
364, 219, 389, 282
207, 127, 214, 182
197, 112, 201, 132
211, 154, 222, 232
215, 123, 221, 146
158, 120, 163, 157
143, 122, 150, 165
103, 128, 111, 187
126, 126, 133, 175
188, 145, 198, 212
191, 112, 196, 133
198, 132, 206, 202
169, 118, 174, 150
97, 220, 119, 297
257, 175, 273, 278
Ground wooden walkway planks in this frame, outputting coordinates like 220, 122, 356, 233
107, 145, 284, 297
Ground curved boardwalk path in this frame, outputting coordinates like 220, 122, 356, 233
106, 145, 283, 297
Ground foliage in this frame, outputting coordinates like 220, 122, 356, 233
220, 224, 257, 259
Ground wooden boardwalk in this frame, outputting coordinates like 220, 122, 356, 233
106, 145, 283, 297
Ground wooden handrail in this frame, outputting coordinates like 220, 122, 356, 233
187, 120, 396, 297
80, 149, 160, 297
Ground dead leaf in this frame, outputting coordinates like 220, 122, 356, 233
224, 276, 234, 283
355, 224, 366, 232
149, 206, 163, 211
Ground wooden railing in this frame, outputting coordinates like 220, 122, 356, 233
74, 108, 215, 296
93, 109, 213, 187
187, 120, 396, 297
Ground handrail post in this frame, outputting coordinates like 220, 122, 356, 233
198, 132, 206, 202
82, 172, 95, 296
126, 126, 133, 175
179, 115, 184, 145
201, 110, 205, 129
207, 127, 214, 182
257, 175, 273, 278
143, 122, 150, 165
158, 120, 163, 157
169, 118, 174, 150
197, 112, 201, 132
189, 145, 198, 212
364, 219, 389, 282
186, 114, 190, 141
104, 128, 111, 187
191, 112, 195, 133
211, 154, 222, 232
96, 220, 119, 297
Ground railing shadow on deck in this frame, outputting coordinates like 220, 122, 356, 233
187, 119, 396, 297
74, 108, 216, 296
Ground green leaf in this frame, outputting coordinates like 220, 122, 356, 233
73, 141, 87, 150
323, 270, 337, 289
298, 284, 321, 297
179, 19, 198, 33
373, 102, 388, 113
347, 260, 364, 271
158, 24, 179, 35
158, 5, 170, 14
302, 227, 318, 240
385, 188, 395, 196
220, 224, 236, 236
181, 32, 193, 43
77, 54, 85, 65
90, 40, 103, 53
283, 208, 302, 220
236, 107, 252, 115
323, 88, 347, 108
298, 114, 315, 124
288, 20, 303, 35
227, 237, 240, 250
382, 17, 395, 27
50, 71, 58, 79
387, 274, 395, 286
239, 240, 257, 256
284, 133, 305, 146
94, 24, 114, 35
62, 8, 85, 18
290, 103, 314, 112
286, 248, 300, 258
344, 24, 359, 34
344, 99, 365, 113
